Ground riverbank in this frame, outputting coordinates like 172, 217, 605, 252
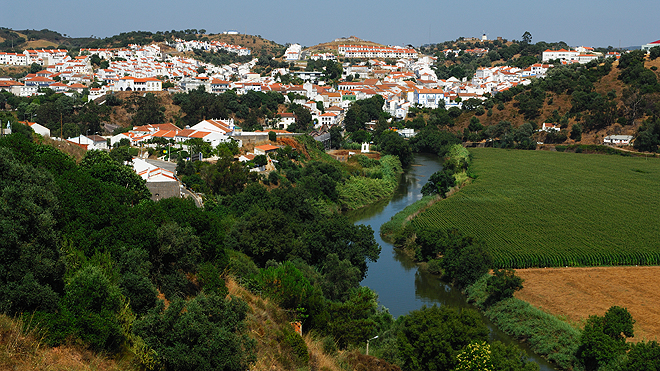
354, 153, 558, 371
338, 154, 403, 210
379, 148, 582, 370
465, 275, 581, 370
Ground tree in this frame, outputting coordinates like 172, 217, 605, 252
0, 145, 64, 315
268, 130, 276, 142
578, 306, 635, 371
521, 31, 532, 45
421, 168, 455, 198
570, 123, 583, 141
60, 266, 124, 352
397, 305, 489, 371
455, 342, 494, 371
329, 125, 343, 148
439, 230, 492, 288
622, 340, 660, 371
324, 287, 381, 349
377, 130, 413, 167
650, 46, 660, 61
485, 269, 524, 305
134, 293, 256, 371
130, 93, 165, 126
80, 150, 151, 203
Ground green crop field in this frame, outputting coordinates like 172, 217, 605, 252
412, 148, 660, 268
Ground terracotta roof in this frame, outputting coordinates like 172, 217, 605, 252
254, 144, 280, 152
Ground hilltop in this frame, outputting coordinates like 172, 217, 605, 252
304, 36, 387, 54
0, 28, 284, 58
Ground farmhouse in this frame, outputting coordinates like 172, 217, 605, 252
603, 135, 633, 146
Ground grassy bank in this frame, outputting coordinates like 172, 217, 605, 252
380, 194, 437, 238
338, 155, 403, 210
380, 144, 471, 239
465, 275, 582, 370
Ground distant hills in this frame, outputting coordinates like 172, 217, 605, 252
0, 28, 285, 58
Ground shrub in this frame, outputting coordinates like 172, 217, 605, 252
134, 293, 256, 371
485, 269, 524, 306
60, 266, 124, 352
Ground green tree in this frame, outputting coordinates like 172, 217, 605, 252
324, 287, 380, 349
80, 150, 151, 202
397, 305, 489, 371
521, 31, 532, 45
485, 269, 524, 305
377, 130, 413, 167
134, 293, 256, 371
622, 340, 660, 371
570, 123, 583, 141
455, 342, 493, 371
60, 266, 124, 352
578, 306, 635, 371
130, 93, 165, 126
440, 230, 492, 288
650, 46, 660, 60
0, 145, 63, 315
421, 168, 455, 198
329, 125, 343, 148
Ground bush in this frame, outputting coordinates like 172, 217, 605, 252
485, 269, 523, 306
427, 259, 442, 275
60, 266, 125, 352
134, 293, 256, 371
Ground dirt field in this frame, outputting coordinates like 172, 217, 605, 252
514, 266, 660, 342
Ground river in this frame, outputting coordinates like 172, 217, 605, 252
346, 153, 557, 371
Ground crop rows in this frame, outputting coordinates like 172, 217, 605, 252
412, 148, 660, 269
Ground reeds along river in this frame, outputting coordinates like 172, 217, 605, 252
346, 152, 557, 371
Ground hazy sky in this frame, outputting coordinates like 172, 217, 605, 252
4, 0, 658, 48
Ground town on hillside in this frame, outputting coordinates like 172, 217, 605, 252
2, 32, 659, 201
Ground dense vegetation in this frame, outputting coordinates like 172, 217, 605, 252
421, 34, 577, 78
412, 148, 660, 268
172, 87, 286, 131
1, 89, 107, 138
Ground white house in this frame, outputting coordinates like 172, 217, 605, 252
318, 112, 339, 127
641, 40, 660, 52
603, 135, 633, 146
542, 49, 579, 62
113, 76, 162, 92
19, 121, 50, 137
540, 123, 560, 132
413, 88, 445, 109
278, 112, 297, 130
190, 118, 236, 135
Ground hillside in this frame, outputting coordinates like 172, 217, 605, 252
449, 55, 660, 145
205, 33, 285, 58
0, 28, 284, 58
0, 276, 398, 371
305, 36, 386, 54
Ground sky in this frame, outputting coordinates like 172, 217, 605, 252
3, 0, 659, 49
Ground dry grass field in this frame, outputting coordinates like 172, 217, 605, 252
515, 266, 660, 342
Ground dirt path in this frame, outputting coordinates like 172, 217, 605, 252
514, 266, 660, 342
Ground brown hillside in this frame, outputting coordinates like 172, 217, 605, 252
107, 91, 181, 130
205, 34, 284, 57
453, 59, 660, 145
24, 40, 59, 49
